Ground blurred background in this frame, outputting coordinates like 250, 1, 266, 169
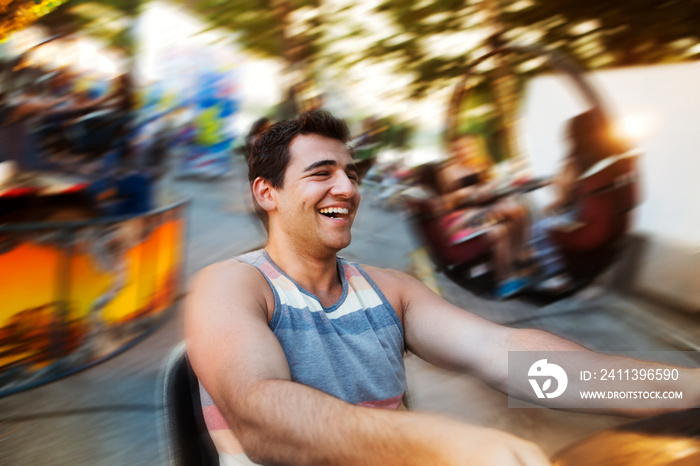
0, 0, 699, 464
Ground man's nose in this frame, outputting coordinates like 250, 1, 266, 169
329, 171, 356, 198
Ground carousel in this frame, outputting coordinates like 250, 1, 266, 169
0, 1, 188, 398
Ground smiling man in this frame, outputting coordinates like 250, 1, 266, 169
185, 111, 697, 466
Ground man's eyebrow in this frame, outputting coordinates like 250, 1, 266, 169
303, 159, 359, 175
304, 159, 337, 172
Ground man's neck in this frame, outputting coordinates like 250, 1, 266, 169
264, 239, 342, 306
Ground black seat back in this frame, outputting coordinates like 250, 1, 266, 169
159, 342, 219, 466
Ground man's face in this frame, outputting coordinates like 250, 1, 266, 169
271, 134, 360, 254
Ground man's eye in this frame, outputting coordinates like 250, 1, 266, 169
313, 171, 330, 177
348, 173, 359, 182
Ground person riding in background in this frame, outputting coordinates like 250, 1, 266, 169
530, 108, 629, 290
438, 134, 532, 298
186, 111, 698, 466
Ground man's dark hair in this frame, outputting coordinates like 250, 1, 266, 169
248, 110, 351, 188
248, 110, 352, 229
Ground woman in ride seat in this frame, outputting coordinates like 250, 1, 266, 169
530, 108, 629, 290
438, 133, 532, 298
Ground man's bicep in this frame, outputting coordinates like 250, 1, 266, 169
185, 263, 291, 406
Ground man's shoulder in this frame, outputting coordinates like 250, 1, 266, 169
188, 258, 274, 316
192, 257, 263, 286
358, 264, 424, 302
359, 264, 411, 283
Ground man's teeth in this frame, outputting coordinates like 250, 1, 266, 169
319, 207, 349, 215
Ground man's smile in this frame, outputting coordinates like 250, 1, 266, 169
318, 206, 350, 219
316, 202, 356, 228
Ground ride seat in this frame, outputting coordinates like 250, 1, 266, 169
549, 151, 640, 278
159, 342, 219, 466
406, 163, 491, 282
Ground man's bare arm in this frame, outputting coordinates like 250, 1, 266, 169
366, 267, 700, 416
185, 261, 550, 465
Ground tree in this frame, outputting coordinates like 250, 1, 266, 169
501, 0, 700, 69
366, 0, 700, 99
26, 1, 700, 100
178, 0, 322, 66
0, 0, 69, 42
36, 0, 142, 55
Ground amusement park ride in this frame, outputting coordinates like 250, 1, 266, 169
405, 44, 641, 301
0, 7, 188, 397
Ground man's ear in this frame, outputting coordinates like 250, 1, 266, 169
252, 177, 277, 212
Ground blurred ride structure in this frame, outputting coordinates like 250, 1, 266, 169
405, 45, 640, 301
0, 31, 189, 398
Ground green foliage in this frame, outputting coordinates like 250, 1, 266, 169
37, 0, 142, 54
383, 119, 416, 150
35, 0, 700, 103
368, 0, 700, 98
501, 0, 700, 68
177, 0, 323, 63
364, 0, 479, 99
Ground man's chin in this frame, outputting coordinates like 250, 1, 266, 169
325, 234, 352, 252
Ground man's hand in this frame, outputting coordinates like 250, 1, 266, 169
415, 415, 551, 465
463, 429, 550, 466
